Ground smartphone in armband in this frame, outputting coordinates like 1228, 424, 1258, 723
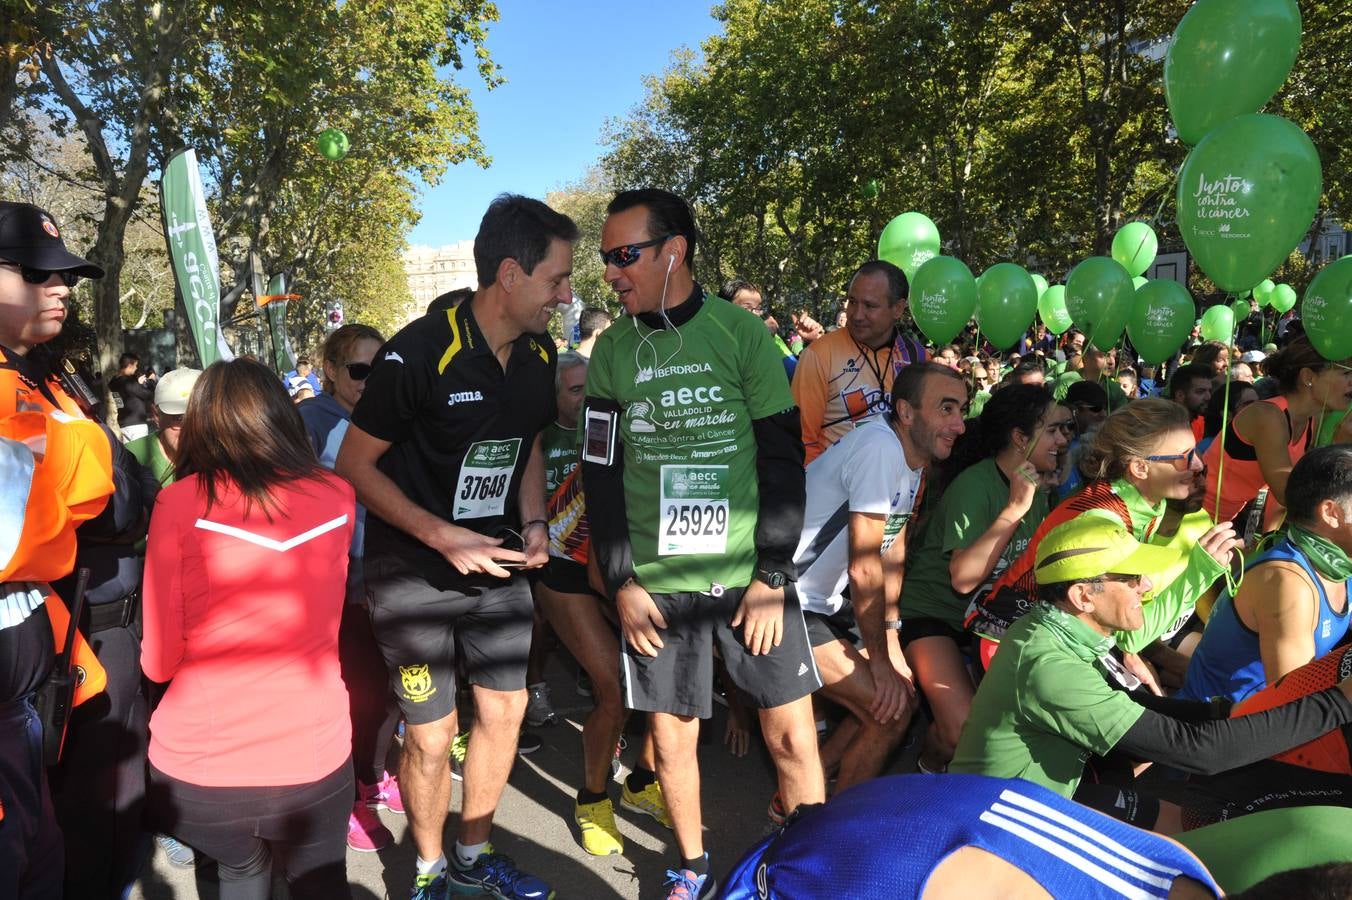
583, 408, 618, 467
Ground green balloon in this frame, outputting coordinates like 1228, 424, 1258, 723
1128, 280, 1196, 365
878, 212, 941, 281
1271, 282, 1297, 314
1302, 258, 1352, 360
1031, 273, 1049, 299
1252, 278, 1277, 307
1231, 298, 1252, 321
1065, 257, 1134, 351
976, 263, 1038, 350
910, 255, 977, 345
1177, 114, 1321, 293
317, 127, 350, 160
1164, 0, 1302, 146
1132, 276, 1148, 290
1038, 285, 1073, 335
1112, 222, 1159, 277
1199, 304, 1235, 342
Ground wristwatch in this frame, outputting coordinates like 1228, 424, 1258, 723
756, 568, 789, 589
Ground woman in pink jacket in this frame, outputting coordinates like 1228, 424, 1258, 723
141, 358, 356, 899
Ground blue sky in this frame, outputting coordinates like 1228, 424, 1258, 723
408, 1, 722, 247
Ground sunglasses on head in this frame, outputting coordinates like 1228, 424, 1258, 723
344, 362, 373, 381
598, 235, 671, 269
0, 261, 80, 288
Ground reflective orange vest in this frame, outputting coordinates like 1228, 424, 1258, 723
1, 410, 112, 704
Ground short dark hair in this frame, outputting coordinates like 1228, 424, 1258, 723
118, 352, 139, 368
474, 194, 579, 287
719, 277, 762, 302
1167, 362, 1212, 401
1229, 863, 1352, 900
607, 189, 698, 267
849, 259, 908, 304
296, 355, 311, 366
427, 288, 473, 316
578, 306, 613, 338
1285, 445, 1352, 526
890, 360, 963, 411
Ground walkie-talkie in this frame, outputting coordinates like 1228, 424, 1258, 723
55, 358, 99, 418
35, 567, 90, 767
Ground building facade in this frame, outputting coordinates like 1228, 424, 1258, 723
403, 241, 477, 313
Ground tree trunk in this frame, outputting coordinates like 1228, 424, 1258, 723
87, 198, 136, 378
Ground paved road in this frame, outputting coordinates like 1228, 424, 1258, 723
130, 658, 790, 900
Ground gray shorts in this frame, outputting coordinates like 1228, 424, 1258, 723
620, 583, 822, 719
366, 554, 533, 726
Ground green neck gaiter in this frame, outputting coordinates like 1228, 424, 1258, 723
1032, 601, 1116, 662
1288, 524, 1352, 583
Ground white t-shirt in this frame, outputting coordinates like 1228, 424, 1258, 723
793, 415, 924, 615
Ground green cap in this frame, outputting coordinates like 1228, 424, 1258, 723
1035, 513, 1183, 586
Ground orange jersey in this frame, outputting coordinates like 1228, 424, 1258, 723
792, 327, 926, 465
1233, 645, 1352, 775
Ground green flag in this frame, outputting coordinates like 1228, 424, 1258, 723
159, 148, 233, 367
265, 274, 297, 373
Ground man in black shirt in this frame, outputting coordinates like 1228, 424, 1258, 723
338, 194, 576, 900
107, 352, 155, 441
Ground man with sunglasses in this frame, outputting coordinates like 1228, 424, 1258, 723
0, 201, 103, 418
1, 200, 166, 896
338, 194, 576, 900
583, 188, 822, 899
952, 514, 1352, 832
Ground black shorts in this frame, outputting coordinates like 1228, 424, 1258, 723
366, 554, 534, 726
803, 607, 859, 649
536, 556, 596, 597
898, 616, 969, 651
621, 583, 821, 719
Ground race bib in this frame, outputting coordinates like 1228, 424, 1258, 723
455, 438, 521, 519
658, 464, 729, 555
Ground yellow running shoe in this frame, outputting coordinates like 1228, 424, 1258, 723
621, 779, 673, 830
575, 797, 624, 856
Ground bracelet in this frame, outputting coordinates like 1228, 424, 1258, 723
883, 619, 904, 631
521, 518, 548, 533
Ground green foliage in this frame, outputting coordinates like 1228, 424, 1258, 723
600, 0, 1350, 321
20, 0, 499, 370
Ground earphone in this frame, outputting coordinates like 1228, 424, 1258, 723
667, 254, 676, 273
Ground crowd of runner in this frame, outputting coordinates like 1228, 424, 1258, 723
4, 191, 1352, 900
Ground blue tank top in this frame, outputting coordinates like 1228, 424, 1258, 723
720, 774, 1219, 900
1181, 537, 1349, 702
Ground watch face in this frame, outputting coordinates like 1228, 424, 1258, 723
762, 571, 786, 588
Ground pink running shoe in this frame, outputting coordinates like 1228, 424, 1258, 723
362, 770, 405, 815
347, 802, 392, 852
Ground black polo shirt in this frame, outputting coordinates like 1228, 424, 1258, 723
352, 298, 557, 586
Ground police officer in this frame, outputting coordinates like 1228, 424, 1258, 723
0, 200, 158, 896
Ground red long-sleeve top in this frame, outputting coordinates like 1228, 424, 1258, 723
142, 470, 355, 786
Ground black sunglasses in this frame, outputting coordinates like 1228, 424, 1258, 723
598, 235, 671, 269
344, 362, 373, 381
0, 261, 80, 288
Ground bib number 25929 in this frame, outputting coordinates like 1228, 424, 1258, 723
658, 464, 729, 556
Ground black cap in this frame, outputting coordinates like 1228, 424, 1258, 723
1065, 379, 1109, 408
0, 201, 104, 278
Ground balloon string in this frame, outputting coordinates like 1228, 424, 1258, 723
1212, 323, 1245, 594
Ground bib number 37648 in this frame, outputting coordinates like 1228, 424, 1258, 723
658, 464, 729, 556
455, 438, 522, 519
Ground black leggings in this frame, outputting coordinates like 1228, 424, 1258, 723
339, 601, 400, 788
145, 759, 353, 900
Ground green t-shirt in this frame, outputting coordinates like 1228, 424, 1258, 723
901, 458, 1048, 629
1177, 806, 1352, 895
949, 604, 1145, 797
586, 298, 793, 593
541, 421, 578, 495
126, 432, 175, 486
